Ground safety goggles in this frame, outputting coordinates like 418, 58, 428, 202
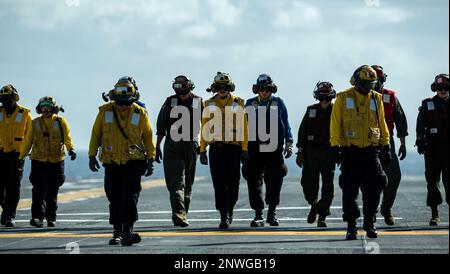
173, 83, 189, 90
317, 82, 333, 90
0, 87, 13, 96
38, 101, 55, 108
114, 86, 134, 96
213, 84, 233, 92
254, 85, 276, 93
436, 85, 449, 92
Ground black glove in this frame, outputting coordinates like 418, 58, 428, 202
416, 139, 426, 155
283, 142, 293, 159
68, 149, 77, 161
17, 159, 25, 173
296, 150, 305, 168
398, 144, 407, 161
380, 145, 392, 165
144, 159, 154, 177
89, 156, 100, 172
331, 146, 342, 166
241, 151, 250, 165
200, 152, 208, 165
155, 146, 162, 163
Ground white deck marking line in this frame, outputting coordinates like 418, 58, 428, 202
43, 206, 365, 216
8, 217, 404, 223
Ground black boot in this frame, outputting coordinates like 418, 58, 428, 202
307, 202, 318, 224
430, 206, 440, 226
346, 220, 358, 240
30, 218, 44, 228
250, 209, 265, 227
317, 215, 327, 228
228, 207, 234, 225
47, 220, 56, 227
109, 223, 122, 245
121, 223, 141, 246
0, 211, 6, 226
219, 210, 230, 230
267, 205, 279, 226
5, 218, 15, 228
363, 216, 378, 239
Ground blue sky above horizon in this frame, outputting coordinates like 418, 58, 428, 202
1, 0, 448, 150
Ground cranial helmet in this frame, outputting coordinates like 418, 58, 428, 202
313, 81, 336, 101
350, 65, 378, 92
431, 73, 449, 92
371, 65, 387, 91
206, 72, 235, 93
252, 74, 278, 94
36, 96, 64, 114
172, 75, 195, 95
107, 77, 140, 106
0, 84, 20, 105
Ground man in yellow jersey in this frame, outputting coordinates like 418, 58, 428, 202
199, 72, 249, 230
330, 65, 391, 240
19, 97, 76, 228
0, 84, 32, 227
89, 77, 156, 246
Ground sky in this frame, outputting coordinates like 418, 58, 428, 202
1, 0, 449, 151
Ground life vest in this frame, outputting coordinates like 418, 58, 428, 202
98, 102, 148, 164
30, 116, 66, 162
0, 105, 31, 152
338, 88, 386, 147
421, 96, 449, 145
305, 103, 332, 147
381, 88, 396, 135
164, 93, 202, 141
202, 94, 246, 147
248, 96, 287, 146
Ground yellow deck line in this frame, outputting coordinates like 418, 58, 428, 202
1, 178, 168, 212
0, 230, 448, 238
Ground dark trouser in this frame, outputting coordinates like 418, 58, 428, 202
339, 146, 387, 222
381, 137, 402, 214
301, 146, 335, 216
424, 145, 449, 207
104, 160, 145, 226
29, 160, 65, 221
243, 145, 285, 211
0, 152, 24, 220
209, 143, 241, 212
163, 139, 197, 215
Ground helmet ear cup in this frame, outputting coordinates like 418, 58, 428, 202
271, 84, 278, 94
252, 85, 259, 94
431, 83, 437, 92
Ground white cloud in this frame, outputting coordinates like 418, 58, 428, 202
273, 1, 321, 29
180, 22, 216, 39
166, 44, 212, 60
344, 6, 416, 30
206, 0, 243, 26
